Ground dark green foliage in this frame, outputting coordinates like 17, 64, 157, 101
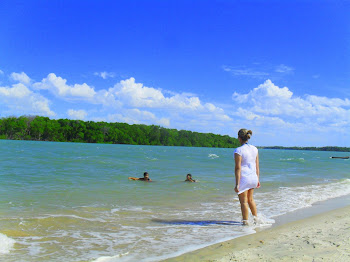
0, 116, 241, 148
261, 146, 350, 153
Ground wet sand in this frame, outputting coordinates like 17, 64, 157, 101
163, 205, 350, 262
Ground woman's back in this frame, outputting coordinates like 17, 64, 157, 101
234, 143, 258, 176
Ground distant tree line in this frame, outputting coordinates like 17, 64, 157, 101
0, 116, 241, 148
261, 146, 350, 152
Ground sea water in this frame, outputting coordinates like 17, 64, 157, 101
0, 140, 349, 262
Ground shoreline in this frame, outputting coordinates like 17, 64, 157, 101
162, 195, 350, 262
272, 193, 350, 227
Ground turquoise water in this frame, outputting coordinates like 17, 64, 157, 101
0, 140, 349, 261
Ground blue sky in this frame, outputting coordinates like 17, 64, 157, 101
1, 0, 349, 146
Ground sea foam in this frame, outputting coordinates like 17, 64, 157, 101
256, 179, 350, 218
0, 233, 16, 254
208, 154, 219, 159
93, 252, 130, 262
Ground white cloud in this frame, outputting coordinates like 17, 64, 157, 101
67, 109, 87, 120
10, 72, 31, 84
0, 83, 55, 117
306, 95, 350, 107
94, 71, 115, 79
113, 77, 166, 107
275, 64, 294, 74
106, 109, 170, 127
235, 108, 261, 121
30, 74, 232, 127
231, 79, 350, 135
251, 79, 293, 100
33, 73, 96, 99
233, 80, 306, 117
31, 98, 55, 117
94, 89, 123, 108
223, 63, 294, 80
232, 80, 301, 118
91, 77, 232, 127
0, 70, 4, 75
222, 65, 269, 78
106, 78, 230, 116
31, 75, 231, 127
0, 83, 32, 98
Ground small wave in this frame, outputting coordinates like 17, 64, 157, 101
257, 179, 350, 218
279, 158, 305, 162
0, 233, 16, 254
35, 214, 106, 223
208, 154, 219, 159
110, 206, 150, 214
251, 214, 275, 228
110, 208, 120, 213
146, 157, 158, 161
93, 252, 130, 262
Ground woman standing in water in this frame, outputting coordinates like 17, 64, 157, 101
234, 129, 260, 225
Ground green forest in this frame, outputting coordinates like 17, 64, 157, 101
261, 146, 350, 152
0, 116, 241, 148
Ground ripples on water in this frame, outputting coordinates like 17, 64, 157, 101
0, 140, 349, 261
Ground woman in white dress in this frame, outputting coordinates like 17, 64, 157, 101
234, 129, 260, 225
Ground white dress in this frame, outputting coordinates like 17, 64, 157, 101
234, 143, 258, 195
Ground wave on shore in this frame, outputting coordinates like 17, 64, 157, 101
0, 233, 16, 254
256, 179, 350, 218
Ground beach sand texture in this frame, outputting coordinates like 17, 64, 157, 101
164, 206, 350, 262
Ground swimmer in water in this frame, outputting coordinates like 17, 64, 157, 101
128, 172, 152, 182
185, 174, 196, 182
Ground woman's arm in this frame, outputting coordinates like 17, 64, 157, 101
256, 152, 260, 188
234, 153, 242, 193
128, 177, 139, 180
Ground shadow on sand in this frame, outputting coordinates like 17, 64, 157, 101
152, 219, 242, 226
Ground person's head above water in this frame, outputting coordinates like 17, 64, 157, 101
128, 172, 151, 181
238, 129, 253, 143
185, 173, 196, 182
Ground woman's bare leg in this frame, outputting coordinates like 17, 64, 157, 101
238, 191, 249, 223
247, 188, 257, 216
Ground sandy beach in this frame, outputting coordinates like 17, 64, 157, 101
163, 205, 350, 262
